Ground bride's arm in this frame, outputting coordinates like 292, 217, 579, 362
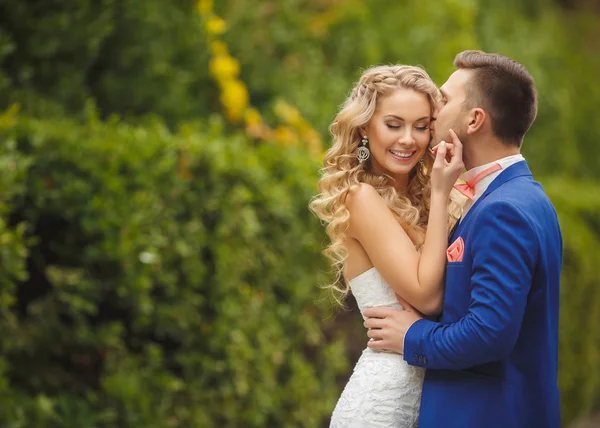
347, 134, 463, 315
347, 184, 448, 315
416, 186, 453, 313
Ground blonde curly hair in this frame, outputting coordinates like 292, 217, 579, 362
310, 64, 460, 302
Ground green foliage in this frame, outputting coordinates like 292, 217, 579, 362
0, 0, 213, 123
544, 179, 600, 423
1, 0, 599, 425
0, 113, 347, 427
3, 0, 600, 178
215, 0, 600, 179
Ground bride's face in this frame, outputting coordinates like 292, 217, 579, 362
362, 88, 432, 186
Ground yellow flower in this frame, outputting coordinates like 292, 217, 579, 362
221, 80, 249, 123
274, 126, 297, 146
209, 55, 240, 81
210, 41, 228, 56
205, 16, 227, 35
247, 125, 273, 141
246, 123, 269, 139
196, 0, 213, 16
274, 100, 302, 127
244, 108, 262, 127
245, 108, 266, 139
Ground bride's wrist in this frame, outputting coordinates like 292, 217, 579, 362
431, 189, 450, 201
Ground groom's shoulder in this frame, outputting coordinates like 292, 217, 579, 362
483, 177, 558, 225
493, 173, 550, 204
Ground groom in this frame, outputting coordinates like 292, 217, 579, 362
363, 50, 562, 428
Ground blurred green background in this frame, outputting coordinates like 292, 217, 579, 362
0, 0, 598, 426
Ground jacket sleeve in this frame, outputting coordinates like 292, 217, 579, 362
403, 200, 539, 369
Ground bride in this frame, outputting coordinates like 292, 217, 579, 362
310, 65, 463, 427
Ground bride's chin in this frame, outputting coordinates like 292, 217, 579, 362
387, 164, 417, 175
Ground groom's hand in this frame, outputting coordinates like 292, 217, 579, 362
363, 305, 423, 355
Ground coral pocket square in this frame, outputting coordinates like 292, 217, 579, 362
447, 237, 465, 262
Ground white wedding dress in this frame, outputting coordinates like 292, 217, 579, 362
329, 267, 425, 427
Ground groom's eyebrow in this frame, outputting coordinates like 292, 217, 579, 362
384, 115, 431, 121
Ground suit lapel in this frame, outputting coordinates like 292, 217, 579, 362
449, 161, 532, 243
461, 161, 531, 225
478, 160, 532, 202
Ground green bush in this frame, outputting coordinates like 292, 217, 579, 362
215, 0, 600, 179
0, 112, 347, 427
0, 0, 213, 124
543, 179, 600, 423
1, 0, 599, 424
1, 111, 599, 426
3, 0, 600, 180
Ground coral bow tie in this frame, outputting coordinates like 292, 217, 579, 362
453, 163, 502, 200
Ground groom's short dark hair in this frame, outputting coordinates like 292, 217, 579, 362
454, 50, 537, 147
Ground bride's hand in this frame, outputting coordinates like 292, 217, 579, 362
430, 128, 464, 197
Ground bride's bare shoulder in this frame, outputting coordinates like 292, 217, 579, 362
346, 183, 384, 209
346, 183, 392, 239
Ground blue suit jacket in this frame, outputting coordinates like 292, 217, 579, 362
404, 161, 562, 427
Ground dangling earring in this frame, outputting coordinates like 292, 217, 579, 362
357, 135, 370, 163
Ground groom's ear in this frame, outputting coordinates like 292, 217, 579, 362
466, 108, 486, 135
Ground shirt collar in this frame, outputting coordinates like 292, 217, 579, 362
459, 154, 525, 184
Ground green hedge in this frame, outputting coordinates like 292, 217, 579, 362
0, 111, 599, 426
0, 0, 213, 124
0, 112, 347, 427
1, 0, 599, 424
2, 0, 600, 179
1, 110, 599, 426
214, 0, 600, 179
543, 179, 600, 422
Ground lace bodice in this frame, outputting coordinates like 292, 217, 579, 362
349, 267, 404, 318
329, 266, 424, 427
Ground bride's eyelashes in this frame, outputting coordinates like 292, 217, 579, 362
386, 124, 431, 131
